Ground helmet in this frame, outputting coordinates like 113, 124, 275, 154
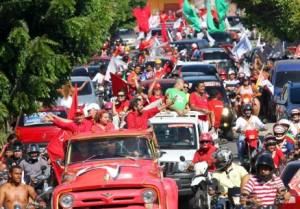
242, 104, 252, 117
13, 142, 23, 152
191, 43, 198, 49
155, 59, 162, 64
278, 119, 291, 131
291, 108, 300, 116
273, 124, 286, 140
27, 144, 40, 161
228, 70, 235, 75
263, 134, 277, 147
199, 132, 213, 142
213, 148, 233, 171
255, 152, 275, 182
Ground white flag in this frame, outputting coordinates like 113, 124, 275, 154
232, 35, 252, 59
104, 57, 126, 81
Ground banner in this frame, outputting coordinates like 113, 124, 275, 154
183, 0, 201, 32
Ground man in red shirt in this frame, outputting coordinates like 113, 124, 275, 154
127, 65, 141, 90
191, 133, 217, 171
189, 82, 215, 128
208, 90, 223, 129
45, 108, 93, 134
126, 97, 172, 129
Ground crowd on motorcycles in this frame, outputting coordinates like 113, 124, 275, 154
0, 9, 298, 209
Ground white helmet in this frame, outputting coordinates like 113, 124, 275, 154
278, 119, 291, 131
273, 124, 286, 140
213, 148, 233, 171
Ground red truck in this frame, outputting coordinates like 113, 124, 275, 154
52, 130, 178, 209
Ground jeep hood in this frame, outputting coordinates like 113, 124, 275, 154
59, 160, 161, 190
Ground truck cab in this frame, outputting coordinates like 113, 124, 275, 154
149, 111, 206, 195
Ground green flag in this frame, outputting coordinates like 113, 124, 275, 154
207, 0, 229, 33
183, 0, 201, 32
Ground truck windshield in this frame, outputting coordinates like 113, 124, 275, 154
290, 88, 300, 104
67, 137, 153, 164
152, 124, 197, 149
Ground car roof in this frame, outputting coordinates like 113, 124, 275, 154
199, 48, 226, 52
71, 76, 92, 81
69, 129, 152, 141
275, 60, 300, 71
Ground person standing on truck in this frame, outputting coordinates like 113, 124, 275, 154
166, 78, 189, 116
189, 82, 215, 131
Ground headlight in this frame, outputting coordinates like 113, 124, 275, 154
142, 189, 157, 204
59, 194, 74, 208
222, 108, 230, 116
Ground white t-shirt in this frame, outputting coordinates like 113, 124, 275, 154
233, 115, 265, 131
60, 96, 72, 109
92, 73, 104, 84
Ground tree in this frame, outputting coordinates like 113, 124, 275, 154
233, 0, 300, 41
0, 0, 145, 128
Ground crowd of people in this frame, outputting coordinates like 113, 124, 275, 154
0, 5, 298, 209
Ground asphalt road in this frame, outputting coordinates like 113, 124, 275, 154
178, 123, 274, 209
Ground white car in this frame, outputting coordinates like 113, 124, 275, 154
149, 111, 208, 196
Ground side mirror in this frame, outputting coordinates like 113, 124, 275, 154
56, 159, 64, 167
180, 156, 185, 162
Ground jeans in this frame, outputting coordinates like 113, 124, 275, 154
237, 134, 245, 162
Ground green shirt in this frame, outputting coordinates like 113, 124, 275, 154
166, 88, 188, 111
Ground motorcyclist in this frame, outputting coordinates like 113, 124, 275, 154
241, 152, 290, 206
263, 134, 286, 172
290, 108, 300, 134
212, 148, 248, 194
273, 123, 294, 158
190, 133, 217, 171
278, 118, 297, 138
19, 144, 50, 187
233, 104, 266, 162
6, 142, 24, 168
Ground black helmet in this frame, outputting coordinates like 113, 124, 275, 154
242, 104, 252, 117
27, 144, 40, 161
213, 148, 233, 171
13, 142, 23, 152
255, 152, 274, 182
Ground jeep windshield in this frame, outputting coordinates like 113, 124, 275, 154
152, 124, 197, 149
67, 137, 153, 164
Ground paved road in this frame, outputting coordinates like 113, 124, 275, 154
178, 123, 274, 209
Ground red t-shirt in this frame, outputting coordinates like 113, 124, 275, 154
126, 107, 160, 129
272, 148, 284, 168
154, 68, 166, 79
208, 99, 224, 128
53, 118, 93, 134
127, 71, 138, 88
192, 145, 217, 171
115, 100, 129, 113
92, 123, 115, 132
189, 92, 209, 120
149, 95, 165, 103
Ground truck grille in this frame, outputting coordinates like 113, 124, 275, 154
159, 161, 178, 175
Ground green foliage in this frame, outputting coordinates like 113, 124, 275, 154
0, 0, 143, 128
233, 0, 300, 41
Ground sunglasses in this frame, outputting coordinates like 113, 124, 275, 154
266, 142, 277, 146
118, 94, 125, 97
200, 141, 210, 144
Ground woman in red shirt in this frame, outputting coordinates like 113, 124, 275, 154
92, 110, 115, 132
148, 81, 165, 103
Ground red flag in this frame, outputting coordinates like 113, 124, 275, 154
110, 73, 129, 97
179, 0, 183, 7
133, 6, 151, 33
47, 130, 72, 184
67, 86, 78, 119
161, 14, 169, 43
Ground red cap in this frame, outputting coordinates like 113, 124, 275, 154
75, 108, 84, 115
153, 83, 161, 90
200, 132, 213, 142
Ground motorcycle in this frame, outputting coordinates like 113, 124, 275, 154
243, 129, 259, 172
189, 162, 224, 209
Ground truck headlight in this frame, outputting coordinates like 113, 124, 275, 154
142, 189, 157, 204
222, 108, 230, 116
59, 194, 74, 208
